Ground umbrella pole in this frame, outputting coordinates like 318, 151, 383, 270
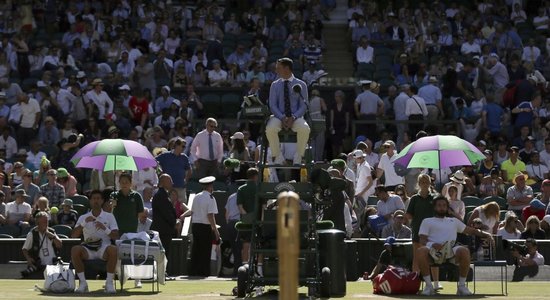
114, 155, 117, 190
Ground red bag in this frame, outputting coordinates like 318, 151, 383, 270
502, 80, 520, 108
372, 266, 421, 295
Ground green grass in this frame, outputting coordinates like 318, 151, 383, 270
6, 279, 548, 299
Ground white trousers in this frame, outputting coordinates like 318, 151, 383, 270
265, 116, 310, 158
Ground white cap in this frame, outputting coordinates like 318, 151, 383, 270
76, 71, 86, 78
230, 132, 244, 140
543, 215, 550, 224
172, 99, 181, 107
119, 84, 130, 91
352, 149, 366, 158
162, 85, 171, 93
199, 176, 216, 184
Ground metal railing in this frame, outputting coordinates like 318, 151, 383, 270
351, 119, 460, 140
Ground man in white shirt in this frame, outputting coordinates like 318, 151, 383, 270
6, 189, 32, 233
115, 51, 135, 81
0, 126, 17, 160
190, 118, 224, 178
539, 137, 550, 166
417, 196, 493, 296
207, 59, 228, 87
50, 81, 76, 116
356, 37, 374, 64
353, 149, 373, 207
486, 53, 509, 93
394, 84, 410, 150
533, 8, 549, 30
84, 78, 113, 124
526, 151, 548, 186
375, 186, 405, 222
16, 93, 41, 148
521, 38, 541, 64
71, 190, 119, 293
460, 34, 481, 56
376, 140, 405, 191
405, 86, 428, 137
418, 77, 443, 121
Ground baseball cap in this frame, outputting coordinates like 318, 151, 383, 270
383, 140, 396, 148
352, 149, 366, 158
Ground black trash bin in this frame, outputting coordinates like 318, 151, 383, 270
318, 229, 346, 296
345, 239, 359, 281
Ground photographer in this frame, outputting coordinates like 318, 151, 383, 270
21, 212, 62, 278
511, 238, 545, 281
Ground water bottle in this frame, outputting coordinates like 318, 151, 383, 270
300, 166, 308, 182
263, 168, 270, 182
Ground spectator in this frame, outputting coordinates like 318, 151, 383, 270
376, 141, 404, 191
381, 210, 412, 239
157, 137, 191, 202
501, 147, 526, 182
520, 215, 546, 239
418, 77, 443, 121
38, 116, 60, 147
15, 168, 41, 206
460, 34, 481, 56
512, 91, 541, 131
227, 44, 252, 74
507, 172, 534, 217
446, 185, 465, 221
208, 59, 228, 87
133, 55, 156, 100
0, 126, 17, 160
56, 199, 78, 227
375, 186, 406, 223
21, 212, 62, 278
16, 93, 41, 148
40, 169, 65, 208
522, 199, 547, 225
356, 37, 374, 64
71, 190, 119, 294
467, 201, 500, 234
526, 151, 548, 187
533, 8, 549, 30
354, 80, 384, 135
405, 85, 428, 136
137, 208, 152, 233
7, 189, 32, 234
329, 90, 350, 156
268, 18, 288, 41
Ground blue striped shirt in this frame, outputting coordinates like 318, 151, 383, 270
268, 75, 308, 120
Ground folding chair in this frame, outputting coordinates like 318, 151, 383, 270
472, 236, 507, 296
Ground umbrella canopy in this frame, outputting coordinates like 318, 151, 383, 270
71, 139, 157, 171
394, 135, 485, 169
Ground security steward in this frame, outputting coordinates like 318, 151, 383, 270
21, 211, 62, 278
190, 176, 220, 276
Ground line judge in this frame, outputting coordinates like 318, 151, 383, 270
266, 57, 311, 165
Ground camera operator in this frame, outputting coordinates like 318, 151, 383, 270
511, 238, 545, 281
21, 212, 62, 278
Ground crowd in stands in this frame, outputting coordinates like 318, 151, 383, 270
0, 0, 549, 290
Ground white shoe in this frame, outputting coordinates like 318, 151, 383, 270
274, 154, 285, 165
434, 282, 444, 290
104, 281, 116, 294
293, 154, 302, 165
456, 285, 473, 296
75, 283, 89, 293
420, 284, 435, 296
134, 279, 142, 288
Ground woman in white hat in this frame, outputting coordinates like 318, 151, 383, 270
441, 170, 466, 200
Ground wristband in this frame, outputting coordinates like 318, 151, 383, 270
103, 228, 111, 235
426, 242, 434, 249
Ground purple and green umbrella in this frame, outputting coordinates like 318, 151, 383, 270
71, 139, 157, 172
394, 135, 485, 169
